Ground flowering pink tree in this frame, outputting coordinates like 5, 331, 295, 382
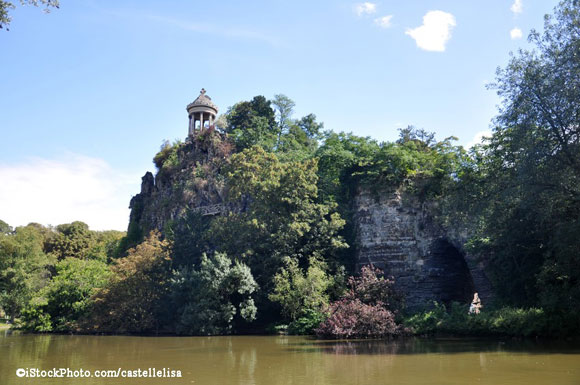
316, 265, 403, 338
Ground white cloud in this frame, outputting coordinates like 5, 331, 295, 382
354, 2, 377, 16
405, 10, 456, 52
510, 27, 523, 39
0, 154, 140, 231
374, 15, 394, 28
511, 0, 523, 14
465, 130, 492, 149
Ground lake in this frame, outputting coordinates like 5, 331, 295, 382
1, 331, 579, 384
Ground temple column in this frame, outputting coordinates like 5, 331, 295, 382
200, 112, 205, 130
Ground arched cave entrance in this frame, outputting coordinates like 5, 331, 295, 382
427, 239, 475, 305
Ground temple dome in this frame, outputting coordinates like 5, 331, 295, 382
186, 88, 218, 114
186, 88, 218, 137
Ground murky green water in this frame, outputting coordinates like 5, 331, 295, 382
1, 331, 579, 385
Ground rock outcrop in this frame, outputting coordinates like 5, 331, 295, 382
354, 188, 493, 309
128, 129, 232, 238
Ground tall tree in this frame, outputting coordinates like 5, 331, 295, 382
468, 0, 580, 309
272, 94, 295, 143
225, 96, 278, 151
88, 231, 171, 333
0, 225, 52, 321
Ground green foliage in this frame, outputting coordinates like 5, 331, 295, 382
269, 256, 334, 321
437, 0, 580, 311
88, 230, 126, 262
272, 94, 295, 139
356, 127, 463, 199
0, 225, 52, 321
48, 221, 96, 260
88, 231, 172, 333
211, 146, 346, 295
170, 252, 258, 335
153, 140, 183, 181
403, 302, 573, 337
0, 219, 12, 234
20, 298, 52, 332
167, 210, 213, 268
288, 309, 326, 335
22, 258, 111, 332
225, 96, 278, 151
224, 94, 324, 159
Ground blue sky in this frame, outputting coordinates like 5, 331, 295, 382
0, 0, 559, 230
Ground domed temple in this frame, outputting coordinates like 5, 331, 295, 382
186, 88, 218, 136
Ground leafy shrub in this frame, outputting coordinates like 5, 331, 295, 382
21, 298, 52, 332
344, 265, 402, 311
288, 309, 326, 335
315, 265, 402, 338
170, 252, 258, 335
316, 298, 399, 338
269, 257, 333, 321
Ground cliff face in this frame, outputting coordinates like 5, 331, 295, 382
128, 129, 232, 238
354, 188, 493, 309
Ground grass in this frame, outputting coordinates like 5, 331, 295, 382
402, 302, 580, 338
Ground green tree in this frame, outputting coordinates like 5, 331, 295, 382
451, 0, 580, 311
47, 221, 96, 260
88, 231, 171, 333
0, 225, 52, 322
269, 256, 334, 321
22, 257, 111, 331
170, 252, 258, 335
277, 113, 324, 161
213, 146, 346, 271
0, 219, 12, 234
209, 146, 347, 323
272, 94, 295, 142
225, 96, 278, 151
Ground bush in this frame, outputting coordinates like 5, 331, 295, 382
288, 309, 326, 335
344, 265, 402, 312
269, 257, 333, 321
315, 265, 402, 339
316, 298, 399, 338
170, 252, 258, 335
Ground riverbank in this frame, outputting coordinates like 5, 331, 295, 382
402, 303, 580, 338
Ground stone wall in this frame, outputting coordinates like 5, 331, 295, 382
354, 188, 492, 309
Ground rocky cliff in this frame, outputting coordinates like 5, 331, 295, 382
128, 129, 232, 240
354, 188, 493, 309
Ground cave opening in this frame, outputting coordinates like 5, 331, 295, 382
429, 239, 475, 305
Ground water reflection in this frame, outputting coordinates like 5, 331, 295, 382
286, 337, 580, 355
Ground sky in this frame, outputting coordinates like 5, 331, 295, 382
0, 0, 560, 231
